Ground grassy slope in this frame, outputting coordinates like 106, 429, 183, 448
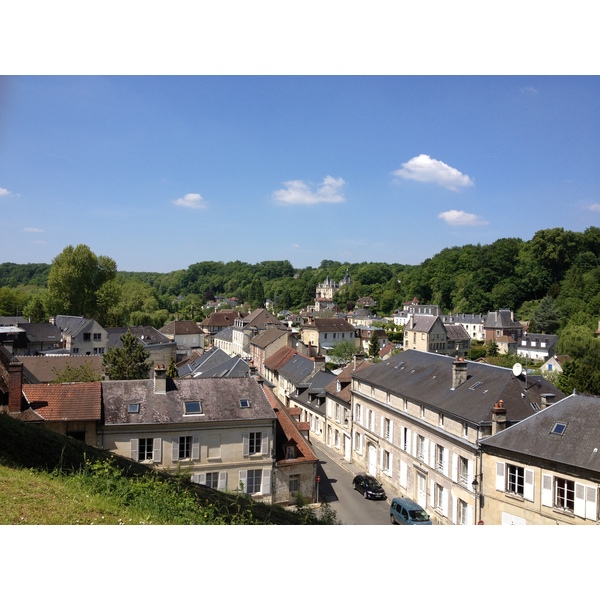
0, 414, 306, 525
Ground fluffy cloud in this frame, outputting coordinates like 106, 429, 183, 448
23, 227, 44, 233
393, 154, 474, 191
0, 187, 11, 197
438, 210, 488, 226
172, 193, 207, 209
586, 203, 600, 212
273, 175, 346, 205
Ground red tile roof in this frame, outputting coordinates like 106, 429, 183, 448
22, 382, 102, 421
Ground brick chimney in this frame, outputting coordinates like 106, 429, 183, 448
154, 364, 167, 394
8, 357, 23, 413
451, 357, 468, 389
491, 399, 507, 435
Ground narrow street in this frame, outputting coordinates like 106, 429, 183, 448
310, 439, 392, 525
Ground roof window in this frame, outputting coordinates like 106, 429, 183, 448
551, 422, 567, 435
240, 398, 250, 408
184, 401, 203, 415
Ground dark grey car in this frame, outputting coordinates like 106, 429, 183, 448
352, 474, 386, 500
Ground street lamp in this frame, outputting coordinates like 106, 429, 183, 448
472, 474, 484, 525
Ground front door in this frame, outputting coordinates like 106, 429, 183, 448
368, 443, 377, 476
344, 434, 351, 462
417, 472, 427, 508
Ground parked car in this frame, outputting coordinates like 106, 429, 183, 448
352, 474, 386, 500
389, 497, 432, 525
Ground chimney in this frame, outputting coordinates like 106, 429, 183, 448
313, 356, 326, 372
8, 357, 23, 413
353, 352, 365, 370
540, 393, 556, 408
451, 357, 468, 389
154, 364, 167, 394
491, 399, 507, 435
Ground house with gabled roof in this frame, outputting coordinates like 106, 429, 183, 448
199, 309, 244, 338
18, 354, 104, 383
516, 333, 558, 363
106, 326, 176, 373
300, 317, 358, 357
101, 366, 277, 502
159, 320, 205, 360
349, 349, 565, 524
484, 309, 524, 349
231, 308, 285, 359
540, 354, 571, 375
263, 346, 299, 391
249, 327, 292, 377
54, 315, 108, 356
479, 393, 600, 525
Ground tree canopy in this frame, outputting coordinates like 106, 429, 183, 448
102, 330, 152, 380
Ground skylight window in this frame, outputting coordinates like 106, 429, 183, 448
128, 403, 140, 414
184, 401, 202, 415
240, 399, 250, 408
469, 381, 483, 390
551, 422, 567, 435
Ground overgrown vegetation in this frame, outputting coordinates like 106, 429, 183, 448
0, 414, 338, 525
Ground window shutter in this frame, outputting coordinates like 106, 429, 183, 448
261, 469, 271, 495
451, 495, 458, 525
389, 420, 393, 442
197, 473, 206, 485
495, 462, 505, 491
430, 481, 435, 507
218, 472, 227, 491
171, 437, 179, 462
586, 485, 597, 521
130, 438, 139, 462
443, 450, 449, 477
261, 432, 269, 456
575, 483, 586, 518
524, 469, 534, 502
380, 416, 385, 437
466, 503, 473, 525
399, 460, 408, 489
542, 474, 553, 507
153, 438, 162, 463
406, 429, 411, 454
379, 447, 383, 468
467, 460, 474, 492
239, 470, 248, 493
242, 433, 249, 457
192, 436, 200, 460
452, 454, 458, 483
442, 488, 449, 516
429, 441, 435, 468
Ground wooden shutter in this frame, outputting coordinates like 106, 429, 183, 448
130, 438, 139, 462
261, 432, 269, 456
467, 460, 474, 492
261, 469, 271, 495
171, 437, 179, 462
495, 462, 505, 491
574, 483, 595, 519
239, 470, 247, 493
242, 433, 249, 457
388, 420, 394, 442
451, 495, 458, 525
466, 503, 473, 525
442, 487, 449, 516
429, 440, 435, 468
218, 472, 227, 491
575, 483, 586, 518
399, 460, 408, 488
192, 436, 200, 460
524, 469, 534, 502
452, 453, 458, 483
541, 474, 553, 507
153, 438, 162, 463
197, 473, 206, 485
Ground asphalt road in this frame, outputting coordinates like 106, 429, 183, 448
311, 441, 392, 525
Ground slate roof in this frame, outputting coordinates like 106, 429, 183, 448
479, 393, 600, 475
250, 327, 288, 349
106, 326, 174, 349
404, 314, 439, 333
213, 326, 234, 342
293, 369, 336, 416
237, 308, 281, 329
324, 357, 370, 405
352, 349, 565, 425
193, 356, 250, 378
22, 382, 102, 421
278, 354, 320, 386
159, 320, 204, 336
102, 377, 275, 425
484, 309, 521, 329
177, 347, 231, 377
20, 322, 62, 345
18, 355, 104, 383
445, 324, 470, 341
200, 310, 243, 328
54, 315, 95, 337
518, 333, 558, 350
308, 318, 356, 333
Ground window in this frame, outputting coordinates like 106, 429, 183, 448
435, 445, 445, 473
355, 403, 363, 424
93, 333, 101, 341
383, 418, 391, 441
367, 409, 374, 432
289, 475, 300, 495
434, 483, 445, 511
246, 469, 262, 494
184, 401, 202, 414
507, 464, 525, 496
417, 435, 426, 461
139, 438, 154, 461
463, 423, 469, 438
403, 398, 408, 411
286, 445, 296, 459
128, 403, 140, 413
457, 499, 469, 525
240, 398, 250, 408
420, 406, 425, 419
83, 333, 91, 341
555, 477, 575, 512
382, 450, 391, 474
335, 403, 341, 423
402, 427, 409, 452
178, 436, 192, 460
355, 431, 363, 454
439, 413, 444, 428
93, 347, 104, 355
249, 432, 262, 455
205, 472, 219, 489
551, 422, 567, 436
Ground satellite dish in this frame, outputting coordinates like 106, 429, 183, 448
512, 362, 523, 377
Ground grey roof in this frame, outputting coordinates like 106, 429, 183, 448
293, 369, 336, 416
480, 393, 600, 476
193, 356, 250, 378
105, 326, 174, 349
20, 322, 62, 345
213, 326, 234, 342
55, 315, 96, 337
442, 313, 485, 324
250, 327, 288, 349
278, 354, 320, 386
177, 347, 231, 377
352, 350, 565, 425
518, 333, 558, 350
310, 318, 356, 333
445, 324, 470, 341
404, 314, 439, 333
102, 377, 276, 425
484, 309, 521, 328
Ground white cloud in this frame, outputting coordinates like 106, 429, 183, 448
586, 203, 600, 212
0, 187, 11, 196
273, 175, 346, 205
438, 209, 489, 226
393, 154, 474, 191
521, 86, 539, 95
291, 243, 300, 248
23, 227, 44, 233
172, 193, 207, 209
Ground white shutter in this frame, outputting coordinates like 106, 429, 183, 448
542, 474, 553, 507
495, 462, 505, 491
575, 483, 586, 518
467, 460, 474, 492
412, 431, 417, 457
442, 488, 449, 516
429, 441, 435, 468
153, 438, 162, 463
171, 437, 179, 462
406, 429, 411, 455
380, 416, 385, 438
130, 438, 139, 462
586, 485, 597, 521
524, 469, 534, 502
261, 432, 269, 456
389, 420, 394, 442
379, 447, 384, 469
443, 450, 449, 477
197, 473, 206, 485
218, 472, 227, 491
430, 481, 435, 508
399, 460, 408, 489
452, 454, 458, 483
242, 433, 249, 457
466, 503, 473, 525
261, 469, 271, 495
451, 495, 458, 524
239, 470, 248, 493
192, 436, 200, 460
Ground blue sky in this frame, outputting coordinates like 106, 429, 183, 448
1, 75, 599, 273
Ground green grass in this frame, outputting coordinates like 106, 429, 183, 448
0, 414, 337, 525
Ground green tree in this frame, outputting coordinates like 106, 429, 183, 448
328, 340, 357, 366
102, 329, 152, 380
166, 357, 178, 378
52, 362, 102, 383
46, 245, 117, 319
529, 295, 561, 334
368, 332, 381, 359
